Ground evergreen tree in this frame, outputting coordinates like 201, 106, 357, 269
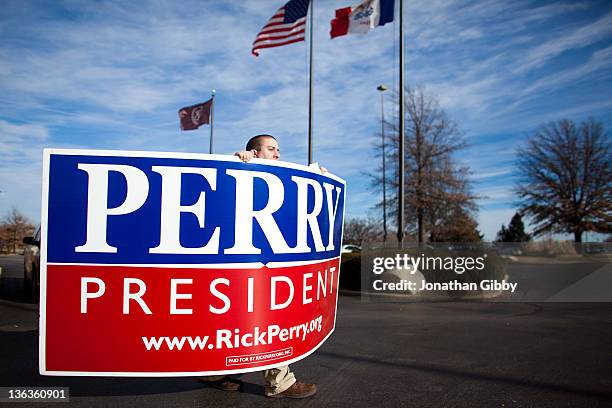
496, 212, 531, 242
430, 208, 483, 242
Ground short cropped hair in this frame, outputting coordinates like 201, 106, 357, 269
246, 134, 277, 151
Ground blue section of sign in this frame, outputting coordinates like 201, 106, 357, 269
45, 152, 345, 265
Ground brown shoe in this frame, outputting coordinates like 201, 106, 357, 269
269, 382, 317, 399
198, 376, 241, 392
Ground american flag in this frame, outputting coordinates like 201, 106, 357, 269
252, 0, 310, 56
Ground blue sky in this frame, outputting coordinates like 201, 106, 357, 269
1, 0, 611, 241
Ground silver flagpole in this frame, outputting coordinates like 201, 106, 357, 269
377, 84, 388, 242
307, 0, 314, 164
397, 0, 405, 247
209, 89, 215, 154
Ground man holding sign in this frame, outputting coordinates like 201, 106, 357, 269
200, 134, 317, 399
40, 139, 343, 401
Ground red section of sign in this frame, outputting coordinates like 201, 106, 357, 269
43, 259, 339, 374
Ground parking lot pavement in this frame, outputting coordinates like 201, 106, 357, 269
1, 255, 611, 407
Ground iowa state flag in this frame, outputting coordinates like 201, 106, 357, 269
330, 0, 394, 39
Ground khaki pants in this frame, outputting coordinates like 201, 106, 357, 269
201, 365, 296, 396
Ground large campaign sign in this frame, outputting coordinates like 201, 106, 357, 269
39, 149, 345, 376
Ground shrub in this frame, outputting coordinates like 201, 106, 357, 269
520, 240, 578, 256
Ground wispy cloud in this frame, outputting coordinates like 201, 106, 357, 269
470, 168, 514, 181
0, 0, 610, 242
514, 11, 612, 74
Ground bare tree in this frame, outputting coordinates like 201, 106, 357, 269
516, 118, 612, 242
0, 208, 35, 253
369, 86, 478, 243
343, 217, 384, 247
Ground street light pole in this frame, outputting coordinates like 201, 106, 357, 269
377, 84, 388, 243
398, 0, 405, 247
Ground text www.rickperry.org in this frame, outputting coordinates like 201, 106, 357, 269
142, 315, 323, 351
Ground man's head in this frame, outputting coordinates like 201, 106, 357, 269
245, 134, 280, 160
